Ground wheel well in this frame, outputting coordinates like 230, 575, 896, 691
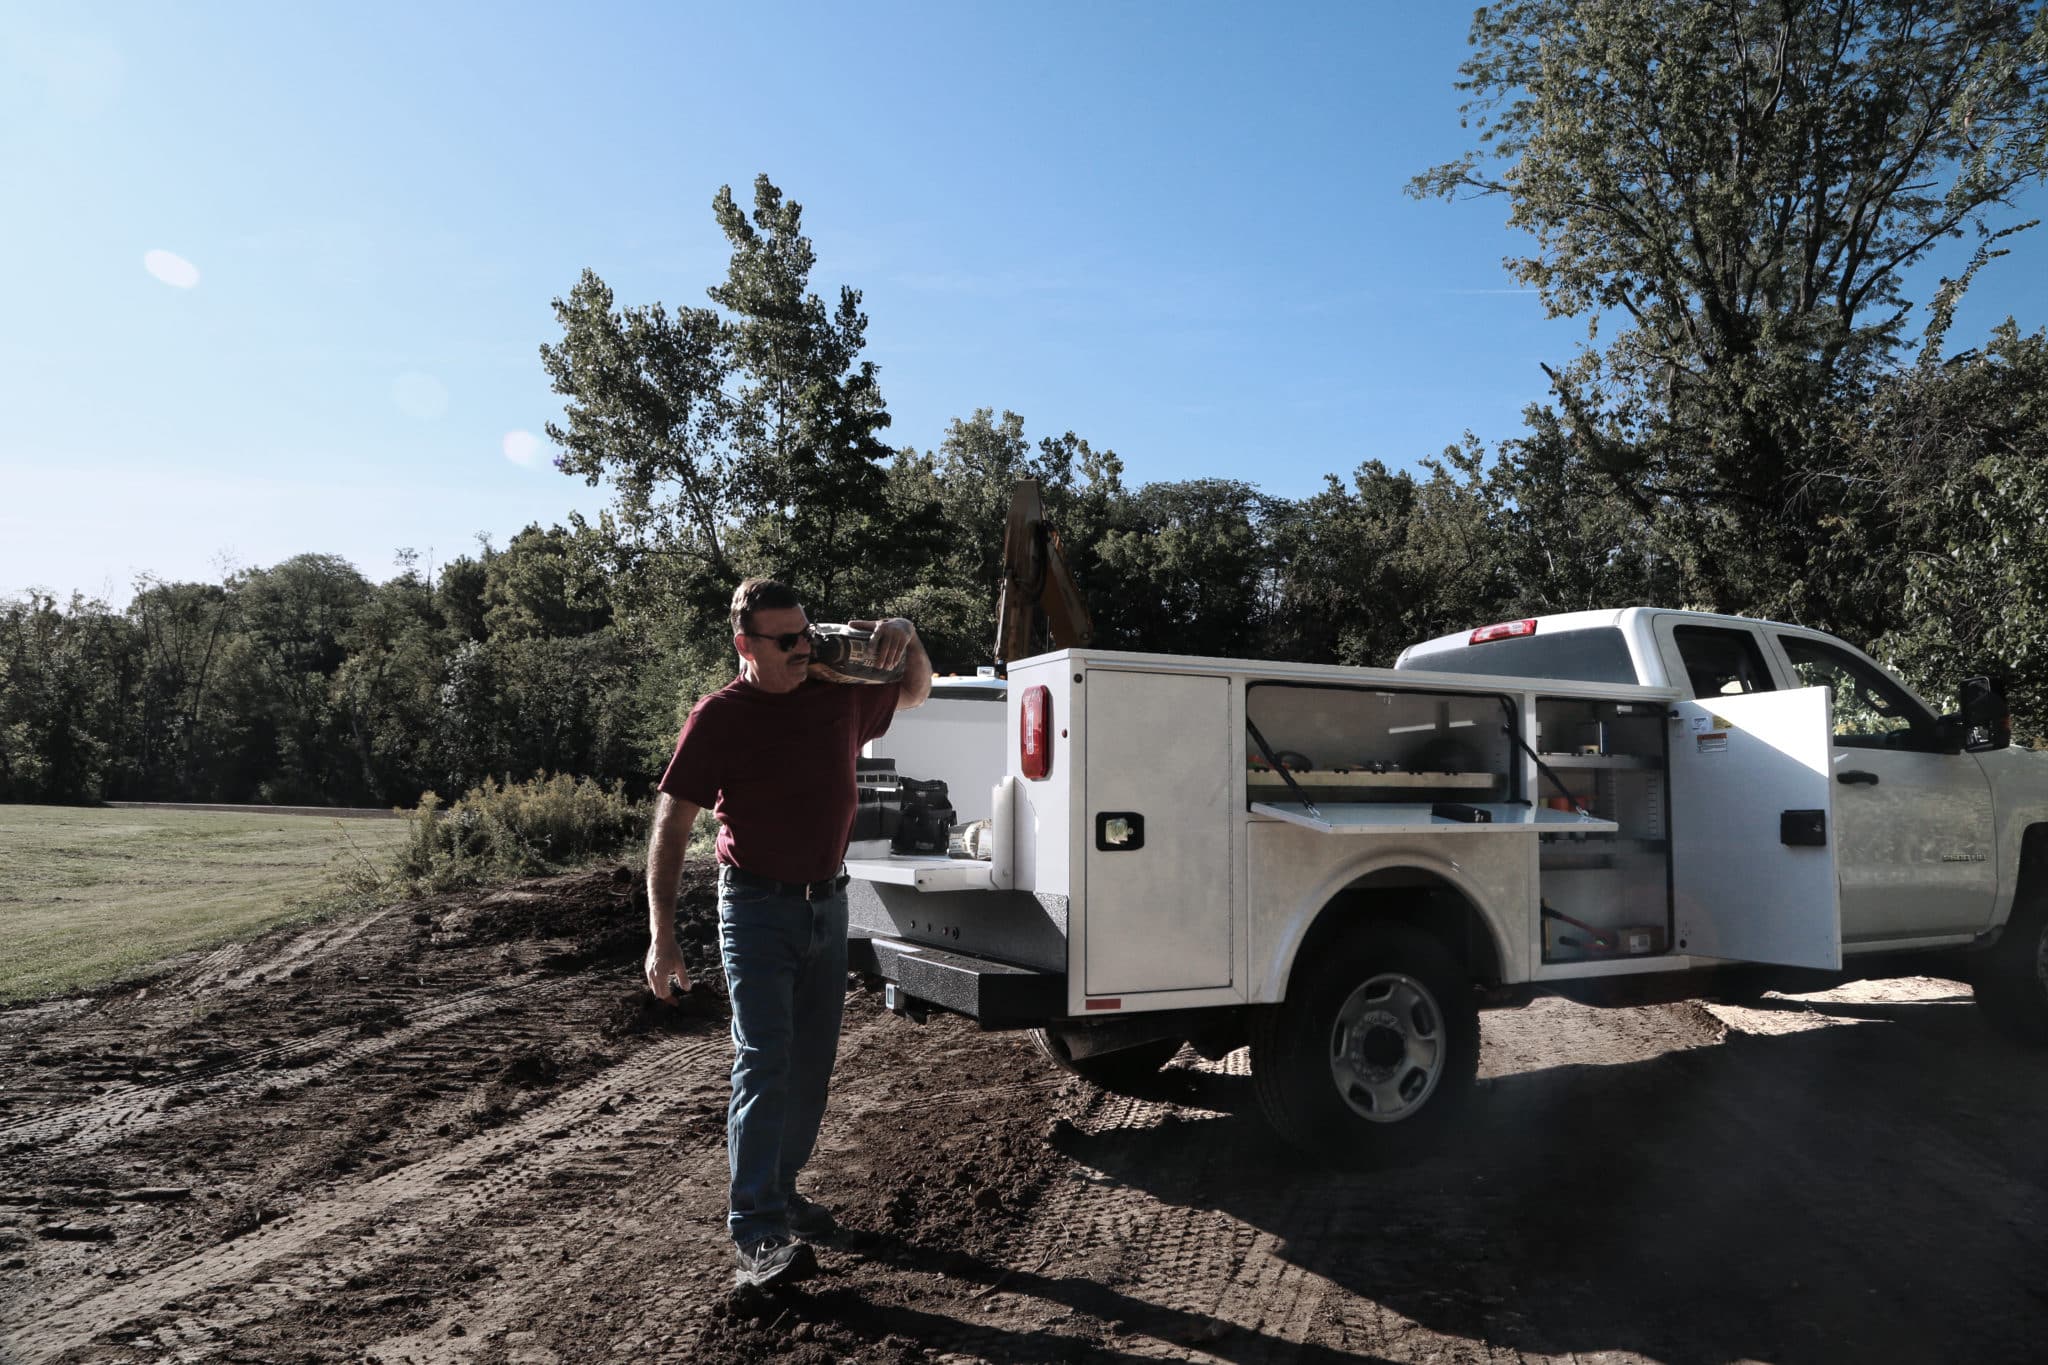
2012, 824, 2048, 917
1288, 873, 1504, 994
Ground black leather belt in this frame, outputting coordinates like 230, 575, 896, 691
722, 865, 850, 901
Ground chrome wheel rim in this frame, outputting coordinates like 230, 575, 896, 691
1328, 972, 1445, 1124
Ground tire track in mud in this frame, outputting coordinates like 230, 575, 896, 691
421, 1009, 990, 1365
0, 972, 574, 1155
195, 908, 400, 994
950, 1051, 1360, 1362
1, 1030, 734, 1365
979, 1014, 1719, 1363
346, 1013, 1080, 1365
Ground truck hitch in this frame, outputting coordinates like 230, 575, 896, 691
883, 983, 930, 1024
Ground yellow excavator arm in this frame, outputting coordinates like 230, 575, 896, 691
994, 478, 1093, 667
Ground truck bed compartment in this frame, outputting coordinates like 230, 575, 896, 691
1532, 695, 1672, 964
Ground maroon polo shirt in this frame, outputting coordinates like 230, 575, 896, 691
658, 675, 901, 884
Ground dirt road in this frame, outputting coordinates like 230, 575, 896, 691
4, 867, 2045, 1364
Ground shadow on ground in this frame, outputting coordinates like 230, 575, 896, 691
1053, 996, 2048, 1365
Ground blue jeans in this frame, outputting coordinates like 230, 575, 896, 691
718, 868, 849, 1248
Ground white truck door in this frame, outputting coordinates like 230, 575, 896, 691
1766, 631, 1997, 943
1083, 669, 1233, 994
1669, 689, 1842, 970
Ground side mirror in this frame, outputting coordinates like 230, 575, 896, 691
1958, 676, 2011, 753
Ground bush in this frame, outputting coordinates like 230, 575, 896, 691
387, 773, 649, 896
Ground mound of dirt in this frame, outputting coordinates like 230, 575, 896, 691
425, 862, 723, 973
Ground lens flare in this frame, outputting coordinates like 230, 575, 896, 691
502, 430, 541, 466
143, 249, 199, 289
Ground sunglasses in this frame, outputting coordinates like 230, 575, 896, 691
743, 629, 811, 652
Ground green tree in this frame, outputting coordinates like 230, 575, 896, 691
543, 174, 896, 627
0, 592, 137, 803
1485, 417, 1680, 615
482, 524, 613, 642
1263, 447, 1519, 667
870, 410, 1133, 667
1853, 322, 2048, 738
543, 268, 734, 624
1412, 0, 2048, 629
332, 568, 449, 805
227, 554, 374, 803
1092, 479, 1272, 658
435, 544, 493, 643
709, 176, 894, 611
126, 575, 234, 797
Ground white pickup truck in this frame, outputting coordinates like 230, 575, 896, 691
845, 608, 2047, 1163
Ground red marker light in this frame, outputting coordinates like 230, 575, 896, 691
1470, 619, 1538, 645
1021, 685, 1053, 781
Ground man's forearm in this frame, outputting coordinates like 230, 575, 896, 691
645, 795, 696, 941
897, 628, 932, 708
853, 616, 932, 708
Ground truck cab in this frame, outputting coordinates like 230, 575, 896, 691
1397, 608, 2042, 953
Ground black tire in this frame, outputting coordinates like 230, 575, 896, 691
1250, 920, 1479, 1165
1029, 1028, 1183, 1093
1975, 888, 2048, 1046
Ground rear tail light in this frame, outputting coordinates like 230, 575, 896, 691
1020, 685, 1053, 781
1470, 619, 1538, 645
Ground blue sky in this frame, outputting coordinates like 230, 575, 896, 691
4, 2, 2042, 604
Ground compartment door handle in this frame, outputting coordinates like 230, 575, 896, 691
1836, 770, 1879, 786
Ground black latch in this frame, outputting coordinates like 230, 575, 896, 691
1780, 809, 1827, 847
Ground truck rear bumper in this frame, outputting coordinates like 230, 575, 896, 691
848, 932, 1065, 1029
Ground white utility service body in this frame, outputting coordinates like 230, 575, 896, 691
847, 646, 1846, 1025
847, 614, 2047, 1159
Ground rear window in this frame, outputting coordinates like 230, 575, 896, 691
1398, 627, 1637, 684
928, 683, 1005, 702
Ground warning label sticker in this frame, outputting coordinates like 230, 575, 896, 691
1697, 733, 1729, 753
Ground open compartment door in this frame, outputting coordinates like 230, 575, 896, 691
1670, 688, 1841, 969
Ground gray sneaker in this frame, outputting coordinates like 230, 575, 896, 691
734, 1236, 816, 1290
787, 1192, 837, 1237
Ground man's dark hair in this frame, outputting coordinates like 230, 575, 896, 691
731, 578, 802, 636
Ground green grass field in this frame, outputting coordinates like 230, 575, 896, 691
0, 805, 410, 1003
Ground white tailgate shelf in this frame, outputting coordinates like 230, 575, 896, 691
845, 856, 996, 892
1251, 802, 1621, 835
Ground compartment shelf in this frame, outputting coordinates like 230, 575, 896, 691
1253, 802, 1620, 834
1245, 769, 1496, 788
1535, 752, 1663, 769
845, 856, 995, 892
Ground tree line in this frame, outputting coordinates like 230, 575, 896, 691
4, 0, 2044, 808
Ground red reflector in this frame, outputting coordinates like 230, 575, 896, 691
1085, 997, 1121, 1011
1020, 685, 1053, 781
1470, 619, 1538, 645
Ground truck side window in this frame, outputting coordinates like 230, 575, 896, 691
1778, 636, 1937, 751
1671, 626, 1774, 698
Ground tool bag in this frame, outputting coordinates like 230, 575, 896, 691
892, 777, 954, 855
